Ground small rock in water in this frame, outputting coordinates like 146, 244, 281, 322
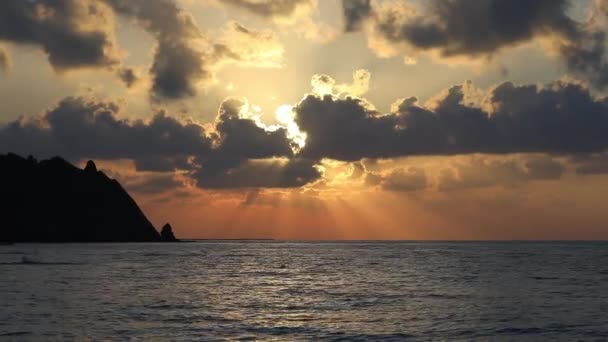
160, 223, 178, 242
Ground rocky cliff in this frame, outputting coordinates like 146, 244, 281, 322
0, 153, 177, 242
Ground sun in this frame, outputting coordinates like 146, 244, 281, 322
275, 104, 307, 152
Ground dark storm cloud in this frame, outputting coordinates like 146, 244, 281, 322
0, 95, 316, 188
342, 0, 372, 32
106, 1, 274, 100
295, 94, 399, 161
103, 0, 211, 100
371, 0, 576, 57
4, 77, 607, 191
0, 0, 281, 99
559, 30, 608, 90
193, 157, 321, 189
0, 0, 222, 94
219, 0, 312, 18
294, 81, 608, 161
150, 38, 210, 100
213, 98, 294, 159
189, 98, 320, 189
0, 0, 118, 70
0, 96, 212, 164
348, 0, 608, 88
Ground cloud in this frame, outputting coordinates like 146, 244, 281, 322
104, 0, 214, 100
598, 0, 608, 15
241, 188, 264, 206
345, 0, 608, 88
117, 67, 140, 88
193, 157, 322, 189
438, 155, 564, 191
190, 98, 319, 189
0, 47, 9, 72
362, 154, 564, 192
3, 74, 607, 191
106, 1, 289, 100
574, 152, 608, 174
558, 28, 608, 89
219, 0, 313, 19
212, 98, 294, 159
0, 95, 317, 189
295, 94, 393, 161
219, 0, 336, 42
0, 96, 212, 166
0, 0, 275, 96
151, 39, 210, 100
370, 1, 575, 57
294, 80, 608, 161
239, 188, 327, 212
0, 0, 294, 99
217, 22, 285, 68
100, 164, 187, 194
122, 172, 184, 194
0, 0, 119, 70
133, 155, 191, 172
342, 0, 372, 32
311, 69, 371, 97
0, 0, 218, 95
379, 166, 428, 192
525, 156, 565, 180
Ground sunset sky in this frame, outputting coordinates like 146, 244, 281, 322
2, 0, 608, 239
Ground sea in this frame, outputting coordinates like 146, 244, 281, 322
1, 241, 607, 341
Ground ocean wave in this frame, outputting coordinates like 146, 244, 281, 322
2, 242, 608, 340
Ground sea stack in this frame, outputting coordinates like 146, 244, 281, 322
160, 223, 178, 242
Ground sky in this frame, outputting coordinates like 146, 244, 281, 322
2, 0, 608, 239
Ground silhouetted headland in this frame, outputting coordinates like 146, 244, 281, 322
1, 153, 178, 242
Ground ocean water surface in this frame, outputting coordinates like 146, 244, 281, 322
1, 241, 608, 340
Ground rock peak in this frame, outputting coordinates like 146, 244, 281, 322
84, 160, 97, 173
160, 223, 178, 242
1, 153, 163, 242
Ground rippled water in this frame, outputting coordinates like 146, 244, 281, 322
1, 242, 608, 340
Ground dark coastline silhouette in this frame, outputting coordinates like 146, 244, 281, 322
0, 153, 178, 242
